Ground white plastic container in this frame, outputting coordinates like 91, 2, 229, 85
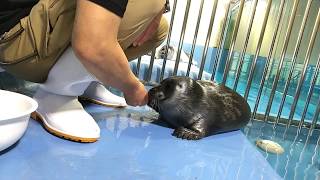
0, 90, 38, 152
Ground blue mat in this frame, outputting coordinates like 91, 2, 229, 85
0, 103, 282, 180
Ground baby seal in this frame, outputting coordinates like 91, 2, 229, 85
147, 76, 251, 140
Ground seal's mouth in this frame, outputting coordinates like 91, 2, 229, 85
147, 99, 159, 112
147, 87, 161, 112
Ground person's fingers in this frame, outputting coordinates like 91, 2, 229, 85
133, 33, 144, 47
143, 94, 148, 105
137, 24, 157, 46
139, 93, 148, 106
137, 33, 150, 46
133, 21, 158, 47
134, 28, 149, 47
133, 25, 149, 47
123, 82, 148, 106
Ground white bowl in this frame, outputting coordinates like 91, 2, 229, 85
0, 90, 38, 152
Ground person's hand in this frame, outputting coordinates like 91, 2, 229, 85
132, 8, 164, 47
123, 80, 148, 106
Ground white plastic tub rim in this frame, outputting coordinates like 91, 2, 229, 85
0, 90, 38, 152
0, 90, 38, 122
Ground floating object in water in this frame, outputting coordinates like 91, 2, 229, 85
256, 139, 284, 154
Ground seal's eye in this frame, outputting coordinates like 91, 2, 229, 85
164, 83, 170, 89
177, 83, 183, 89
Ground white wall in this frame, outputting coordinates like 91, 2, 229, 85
164, 0, 320, 65
228, 0, 320, 65
163, 0, 231, 46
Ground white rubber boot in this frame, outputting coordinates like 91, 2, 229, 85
80, 81, 127, 108
32, 47, 100, 142
32, 89, 100, 142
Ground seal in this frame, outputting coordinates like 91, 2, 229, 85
147, 76, 251, 140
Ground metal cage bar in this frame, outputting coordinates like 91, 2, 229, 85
210, 3, 232, 81
301, 53, 320, 132
263, 0, 300, 122
186, 0, 205, 77
160, 0, 178, 81
136, 57, 142, 77
251, 0, 286, 119
290, 8, 320, 131
309, 98, 320, 136
146, 50, 156, 82
197, 0, 219, 80
173, 0, 192, 76
243, 0, 273, 100
137, 0, 319, 129
276, 0, 314, 126
221, 0, 246, 85
232, 0, 259, 90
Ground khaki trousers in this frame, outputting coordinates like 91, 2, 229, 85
0, 0, 168, 83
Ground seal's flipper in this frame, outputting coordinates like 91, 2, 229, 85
172, 127, 203, 140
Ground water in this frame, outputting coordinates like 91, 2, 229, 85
244, 120, 320, 180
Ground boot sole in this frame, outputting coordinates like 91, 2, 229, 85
79, 96, 127, 108
31, 112, 98, 143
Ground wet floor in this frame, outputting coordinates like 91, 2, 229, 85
0, 102, 281, 180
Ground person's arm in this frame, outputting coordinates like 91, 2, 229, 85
72, 0, 147, 106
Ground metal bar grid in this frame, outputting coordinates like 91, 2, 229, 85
221, 0, 246, 85
301, 53, 320, 134
309, 98, 320, 135
251, 0, 286, 119
291, 8, 320, 131
275, 0, 314, 126
262, 0, 300, 122
146, 50, 156, 82
136, 0, 320, 130
210, 3, 232, 81
172, 0, 192, 76
243, 0, 273, 100
197, 0, 219, 80
186, 0, 205, 77
160, 0, 178, 81
232, 0, 259, 91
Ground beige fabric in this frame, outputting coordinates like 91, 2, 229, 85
0, 0, 76, 83
0, 0, 168, 83
124, 16, 168, 61
119, 0, 167, 52
120, 0, 168, 60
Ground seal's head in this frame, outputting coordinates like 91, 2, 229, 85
147, 76, 202, 113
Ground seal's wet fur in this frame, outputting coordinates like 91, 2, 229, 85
148, 76, 251, 140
